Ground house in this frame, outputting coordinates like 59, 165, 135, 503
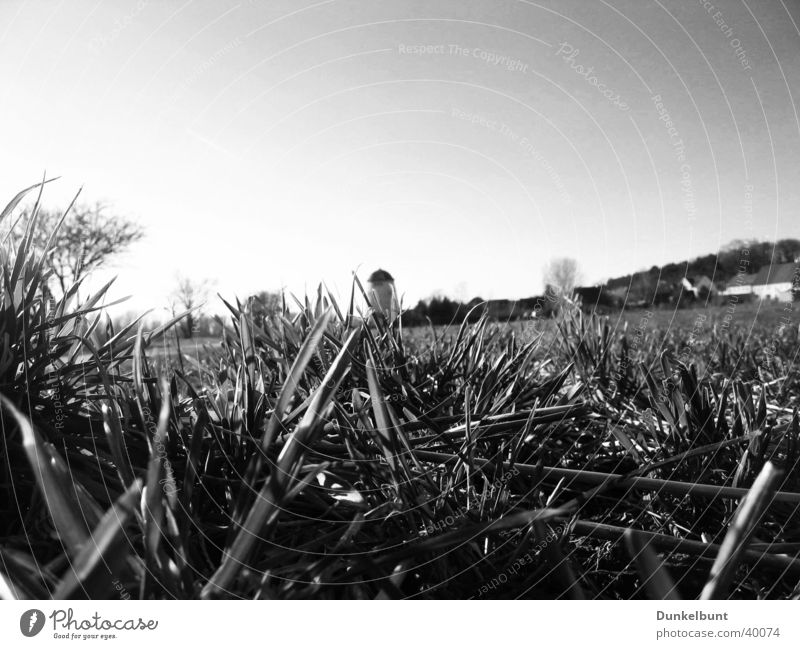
751, 262, 798, 301
721, 262, 798, 302
480, 295, 558, 321
484, 299, 516, 320
681, 275, 720, 299
721, 272, 757, 296
574, 285, 625, 309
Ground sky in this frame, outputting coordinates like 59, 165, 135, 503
1, 0, 799, 315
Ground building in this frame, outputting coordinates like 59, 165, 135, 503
469, 295, 558, 321
751, 262, 798, 301
721, 272, 757, 296
682, 275, 720, 299
721, 262, 798, 302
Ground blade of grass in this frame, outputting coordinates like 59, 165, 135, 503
411, 450, 800, 505
201, 327, 360, 598
0, 395, 96, 556
624, 528, 681, 599
53, 479, 143, 599
700, 462, 783, 599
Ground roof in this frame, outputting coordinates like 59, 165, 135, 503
730, 273, 757, 286
752, 262, 797, 286
367, 269, 394, 283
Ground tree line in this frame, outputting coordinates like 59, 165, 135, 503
9, 202, 798, 335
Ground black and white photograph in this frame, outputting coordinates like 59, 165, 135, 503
1, 0, 800, 642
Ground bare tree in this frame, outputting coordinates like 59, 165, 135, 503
171, 275, 212, 338
542, 257, 582, 296
7, 203, 144, 294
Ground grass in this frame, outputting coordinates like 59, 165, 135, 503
1, 183, 800, 599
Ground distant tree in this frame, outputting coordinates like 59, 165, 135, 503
543, 257, 582, 296
401, 300, 429, 327
171, 275, 212, 338
794, 272, 800, 302
465, 297, 487, 322
628, 272, 656, 304
6, 203, 144, 294
248, 290, 283, 327
720, 238, 759, 253
426, 295, 463, 325
691, 253, 718, 280
775, 239, 800, 263
653, 280, 675, 305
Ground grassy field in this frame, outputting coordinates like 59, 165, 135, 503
2, 187, 800, 600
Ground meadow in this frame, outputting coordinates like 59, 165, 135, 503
2, 186, 800, 600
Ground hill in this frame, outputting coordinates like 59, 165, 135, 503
402, 238, 800, 325
601, 238, 800, 304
